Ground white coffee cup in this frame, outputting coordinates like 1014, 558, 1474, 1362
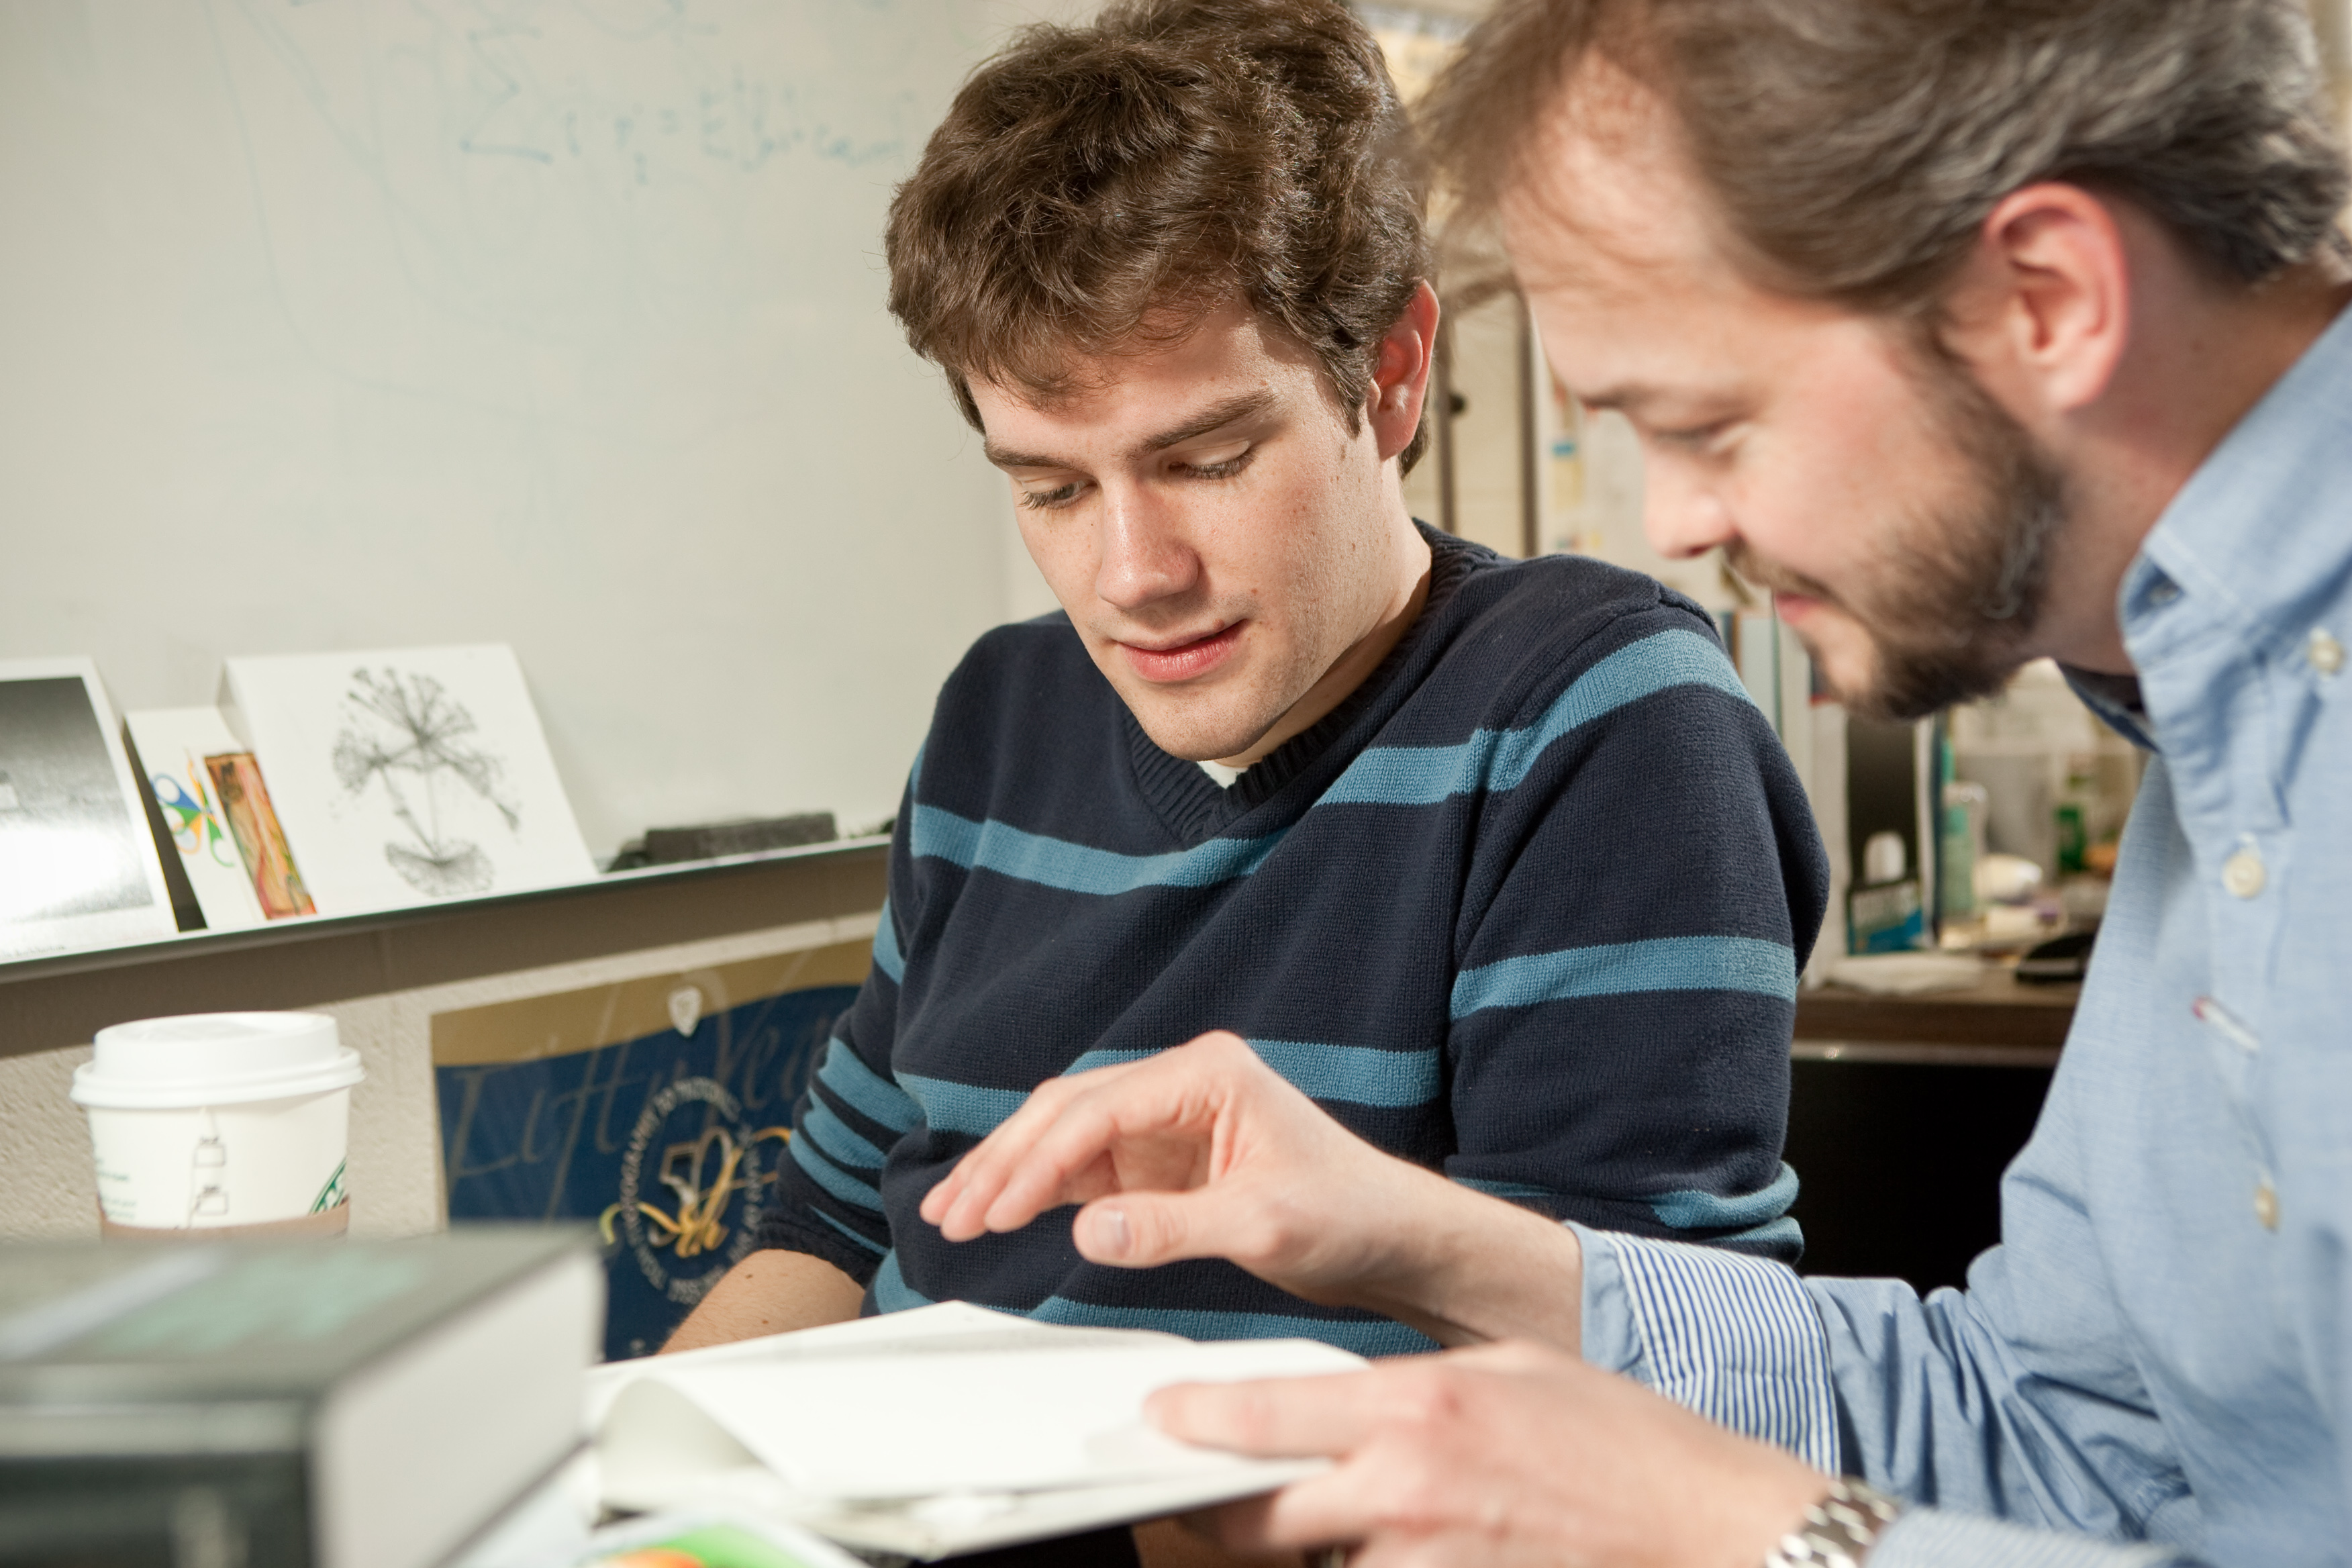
71, 1012, 364, 1237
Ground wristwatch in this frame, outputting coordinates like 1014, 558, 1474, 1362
1762, 1478, 1904, 1567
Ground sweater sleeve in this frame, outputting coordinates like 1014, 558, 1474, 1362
750, 772, 924, 1285
1442, 614, 1826, 1259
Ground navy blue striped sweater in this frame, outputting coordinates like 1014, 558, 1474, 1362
756, 529, 1828, 1355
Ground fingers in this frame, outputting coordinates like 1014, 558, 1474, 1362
1171, 1470, 1383, 1560
977, 1077, 1179, 1234
1069, 1187, 1238, 1268
919, 1069, 1094, 1222
1175, 1351, 1828, 1568
921, 1064, 1135, 1238
1246, 1461, 1398, 1553
1437, 1338, 1573, 1377
1181, 1436, 1440, 1557
1163, 1371, 1506, 1559
924, 1031, 1261, 1242
1148, 1367, 1395, 1459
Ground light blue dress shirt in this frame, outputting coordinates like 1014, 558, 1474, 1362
1573, 300, 2352, 1567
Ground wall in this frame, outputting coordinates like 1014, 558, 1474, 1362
0, 0, 1079, 861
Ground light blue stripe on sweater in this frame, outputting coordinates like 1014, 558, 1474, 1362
910, 805, 1284, 894
870, 901, 905, 983
816, 1038, 921, 1134
898, 1072, 1029, 1138
1451, 1175, 1800, 1252
1455, 1175, 1557, 1202
1649, 1163, 1800, 1231
1452, 935, 1796, 1018
870, 1255, 1436, 1357
905, 1038, 1441, 1144
1318, 630, 1752, 807
872, 1251, 920, 1312
790, 1131, 885, 1214
803, 1100, 886, 1171
1067, 1038, 1442, 1110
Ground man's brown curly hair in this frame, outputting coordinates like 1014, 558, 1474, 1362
885, 0, 1433, 471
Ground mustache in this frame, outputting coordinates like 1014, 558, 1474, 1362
1720, 542, 1835, 605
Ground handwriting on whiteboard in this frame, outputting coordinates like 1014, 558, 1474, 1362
203, 0, 934, 429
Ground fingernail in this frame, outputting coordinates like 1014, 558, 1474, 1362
1092, 1206, 1132, 1259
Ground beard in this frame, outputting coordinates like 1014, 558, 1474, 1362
1728, 342, 2066, 723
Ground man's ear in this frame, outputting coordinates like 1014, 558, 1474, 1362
1369, 280, 1442, 460
1943, 182, 2131, 422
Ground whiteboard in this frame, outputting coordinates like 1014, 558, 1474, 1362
0, 0, 1060, 861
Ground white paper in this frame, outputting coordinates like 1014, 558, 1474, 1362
674, 1463, 1334, 1561
0, 658, 178, 960
594, 1302, 1362, 1508
221, 645, 594, 914
122, 707, 270, 932
583, 1301, 1078, 1430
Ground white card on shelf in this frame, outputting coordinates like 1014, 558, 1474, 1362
0, 658, 179, 961
222, 644, 595, 915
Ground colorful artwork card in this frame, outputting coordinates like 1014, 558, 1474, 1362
204, 751, 317, 918
0, 658, 178, 961
222, 644, 595, 914
124, 707, 290, 931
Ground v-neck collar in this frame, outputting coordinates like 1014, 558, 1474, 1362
1125, 525, 1486, 845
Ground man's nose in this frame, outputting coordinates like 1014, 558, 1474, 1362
1094, 486, 1200, 611
1641, 467, 1738, 561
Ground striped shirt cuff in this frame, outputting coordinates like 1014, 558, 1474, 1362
1567, 1222, 1840, 1473
1871, 1509, 2204, 1567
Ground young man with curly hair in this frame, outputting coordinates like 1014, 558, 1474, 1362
669, 0, 1824, 1379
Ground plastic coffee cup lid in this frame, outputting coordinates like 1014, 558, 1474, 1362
70, 1012, 364, 1110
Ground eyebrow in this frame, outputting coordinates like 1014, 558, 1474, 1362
983, 389, 1279, 471
1571, 382, 1657, 414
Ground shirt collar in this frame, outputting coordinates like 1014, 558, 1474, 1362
2119, 299, 2352, 674
2059, 665, 2156, 751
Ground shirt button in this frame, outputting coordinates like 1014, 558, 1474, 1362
2255, 1181, 2280, 1231
2311, 628, 2345, 677
2222, 846, 2267, 898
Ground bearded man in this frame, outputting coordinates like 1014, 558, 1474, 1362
924, 1, 2352, 1563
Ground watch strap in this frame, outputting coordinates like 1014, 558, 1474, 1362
1763, 1477, 1904, 1568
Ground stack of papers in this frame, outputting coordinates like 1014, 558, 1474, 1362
586, 1303, 1367, 1559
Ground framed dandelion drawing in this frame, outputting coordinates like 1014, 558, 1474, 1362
222, 645, 595, 914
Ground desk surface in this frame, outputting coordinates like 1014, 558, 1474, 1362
1796, 967, 2077, 1065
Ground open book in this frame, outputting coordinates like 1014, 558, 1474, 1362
587, 1303, 1367, 1559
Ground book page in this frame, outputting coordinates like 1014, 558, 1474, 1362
595, 1304, 1363, 1504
